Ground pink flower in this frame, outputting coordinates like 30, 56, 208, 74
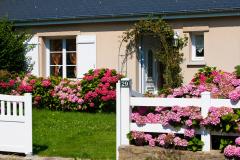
41, 79, 51, 87
236, 137, 240, 146
235, 147, 240, 157
173, 137, 188, 147
34, 96, 41, 101
89, 102, 95, 107
144, 134, 152, 142
184, 128, 195, 138
199, 74, 206, 84
29, 79, 36, 85
149, 139, 155, 147
9, 80, 15, 87
224, 145, 236, 157
185, 119, 193, 127
198, 84, 206, 92
156, 134, 166, 146
77, 99, 84, 104
231, 79, 240, 87
229, 90, 240, 101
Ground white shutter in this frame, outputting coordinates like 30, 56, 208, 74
76, 35, 96, 78
26, 36, 39, 76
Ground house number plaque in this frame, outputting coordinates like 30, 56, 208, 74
120, 80, 130, 88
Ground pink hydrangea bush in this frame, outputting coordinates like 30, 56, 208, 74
53, 79, 84, 110
131, 106, 202, 128
168, 66, 240, 101
80, 68, 122, 112
130, 131, 188, 148
8, 74, 62, 110
224, 137, 240, 159
0, 68, 121, 112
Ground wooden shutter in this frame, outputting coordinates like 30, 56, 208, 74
76, 35, 96, 78
26, 36, 39, 76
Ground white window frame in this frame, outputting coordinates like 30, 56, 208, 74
191, 32, 204, 61
46, 38, 77, 78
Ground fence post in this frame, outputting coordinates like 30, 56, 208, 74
116, 80, 121, 160
120, 78, 132, 146
24, 93, 32, 155
201, 91, 211, 152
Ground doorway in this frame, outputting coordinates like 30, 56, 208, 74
139, 36, 164, 94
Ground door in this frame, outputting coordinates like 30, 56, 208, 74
140, 36, 163, 94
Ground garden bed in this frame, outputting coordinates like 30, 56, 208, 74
119, 145, 225, 160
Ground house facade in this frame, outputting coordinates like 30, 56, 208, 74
1, 0, 240, 93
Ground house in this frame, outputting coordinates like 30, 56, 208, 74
0, 0, 240, 93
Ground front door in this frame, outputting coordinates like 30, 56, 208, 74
139, 36, 164, 94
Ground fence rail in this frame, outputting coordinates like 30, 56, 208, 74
0, 93, 32, 155
116, 78, 240, 159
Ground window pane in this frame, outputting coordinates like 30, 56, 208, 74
147, 50, 153, 77
50, 40, 62, 51
66, 66, 76, 78
66, 39, 76, 51
50, 53, 62, 65
67, 52, 76, 65
50, 66, 62, 77
195, 35, 204, 57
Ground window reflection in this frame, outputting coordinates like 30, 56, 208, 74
50, 40, 62, 51
66, 39, 76, 51
195, 35, 204, 57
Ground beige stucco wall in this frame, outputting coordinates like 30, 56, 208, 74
27, 16, 240, 91
170, 17, 240, 84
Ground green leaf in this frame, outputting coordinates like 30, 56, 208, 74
225, 124, 231, 132
188, 141, 193, 145
221, 114, 232, 122
236, 110, 240, 116
192, 146, 197, 152
231, 114, 239, 121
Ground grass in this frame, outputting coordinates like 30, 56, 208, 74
33, 108, 116, 159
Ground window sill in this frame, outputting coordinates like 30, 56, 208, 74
187, 61, 206, 67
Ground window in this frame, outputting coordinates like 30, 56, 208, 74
48, 38, 76, 78
147, 50, 153, 78
191, 33, 204, 61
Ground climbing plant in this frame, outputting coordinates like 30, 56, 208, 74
120, 17, 187, 89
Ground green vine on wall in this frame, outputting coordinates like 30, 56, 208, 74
121, 17, 187, 89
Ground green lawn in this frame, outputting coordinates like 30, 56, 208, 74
33, 108, 116, 159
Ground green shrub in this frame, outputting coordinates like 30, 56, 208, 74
0, 18, 31, 73
235, 65, 240, 78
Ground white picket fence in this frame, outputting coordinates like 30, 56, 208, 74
116, 78, 240, 158
0, 93, 32, 155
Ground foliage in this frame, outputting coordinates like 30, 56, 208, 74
224, 137, 240, 159
0, 18, 31, 73
235, 65, 240, 78
53, 79, 83, 111
191, 66, 217, 85
80, 68, 122, 112
168, 66, 240, 101
0, 70, 11, 81
121, 17, 187, 89
0, 68, 121, 112
220, 138, 233, 152
33, 108, 116, 159
187, 137, 204, 152
130, 66, 240, 153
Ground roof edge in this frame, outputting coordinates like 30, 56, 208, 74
14, 10, 240, 27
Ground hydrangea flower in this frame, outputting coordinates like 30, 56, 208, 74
224, 145, 236, 157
